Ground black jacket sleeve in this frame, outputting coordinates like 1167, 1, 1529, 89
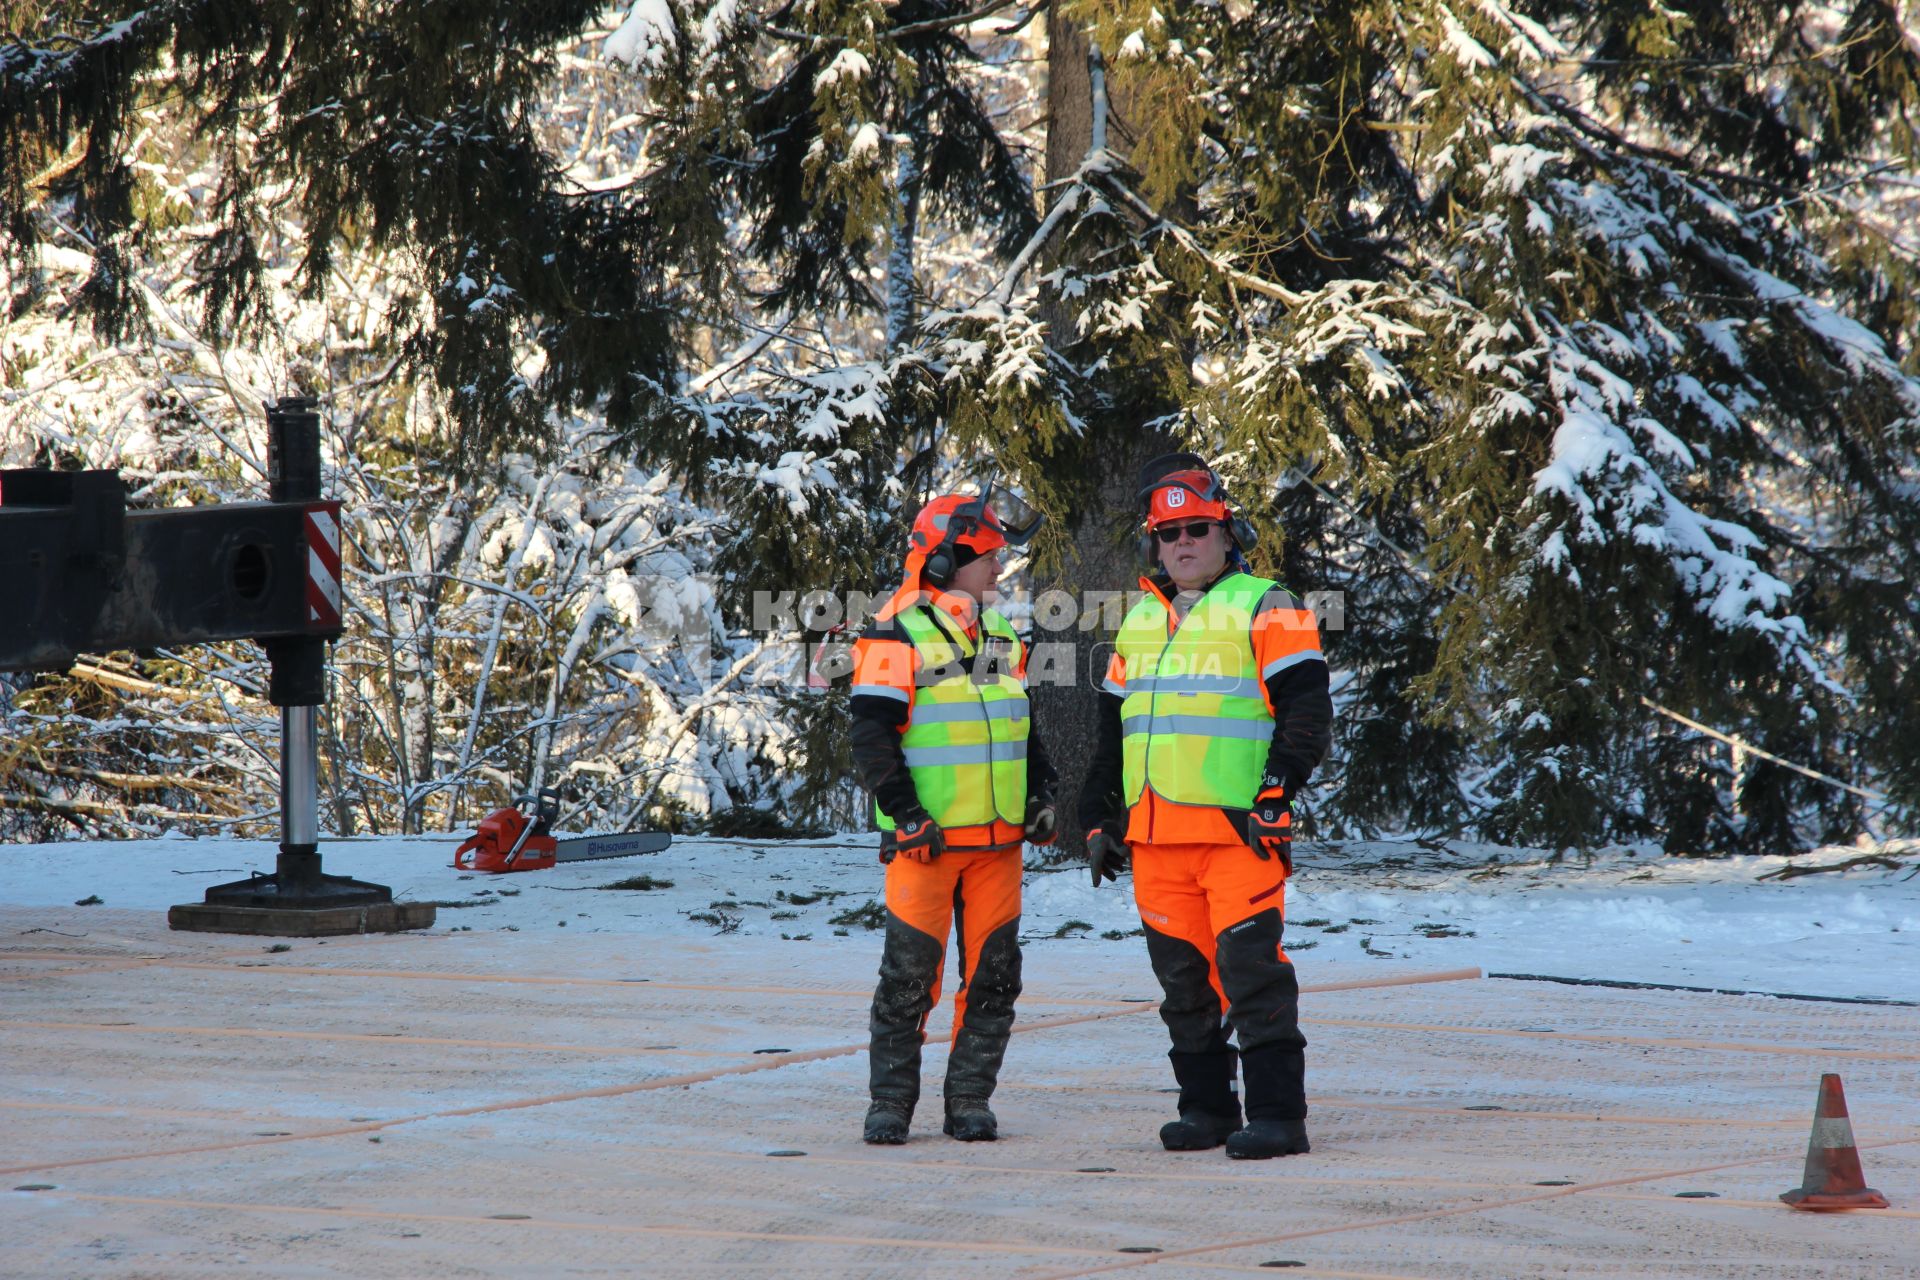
1076, 690, 1127, 830
847, 617, 923, 824
1261, 658, 1333, 795
851, 618, 1064, 824
1026, 723, 1058, 804
849, 692, 921, 824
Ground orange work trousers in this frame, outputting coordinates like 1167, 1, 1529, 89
868, 846, 1023, 1109
1130, 840, 1303, 1058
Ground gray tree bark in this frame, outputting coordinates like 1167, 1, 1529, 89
1044, 15, 1093, 193
1031, 13, 1170, 856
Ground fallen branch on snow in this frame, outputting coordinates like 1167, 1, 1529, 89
1756, 853, 1911, 880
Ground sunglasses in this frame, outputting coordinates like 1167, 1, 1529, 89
1154, 520, 1220, 545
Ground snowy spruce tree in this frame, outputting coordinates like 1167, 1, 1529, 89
6, 1, 1918, 851
1, 4, 794, 835
1, 2, 1042, 835
948, 0, 1920, 852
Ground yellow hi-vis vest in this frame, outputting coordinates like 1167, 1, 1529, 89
1115, 573, 1276, 810
874, 605, 1030, 831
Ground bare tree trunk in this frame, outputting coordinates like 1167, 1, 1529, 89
1044, 14, 1092, 193
1031, 15, 1171, 855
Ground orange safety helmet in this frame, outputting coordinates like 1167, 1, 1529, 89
1144, 467, 1234, 527
913, 493, 1010, 584
879, 480, 1043, 619
1135, 452, 1259, 560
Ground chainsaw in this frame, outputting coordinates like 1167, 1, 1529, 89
453, 788, 672, 873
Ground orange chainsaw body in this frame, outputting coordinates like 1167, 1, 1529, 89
452, 804, 558, 873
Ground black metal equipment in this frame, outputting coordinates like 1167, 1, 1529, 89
0, 398, 432, 936
2, 473, 310, 668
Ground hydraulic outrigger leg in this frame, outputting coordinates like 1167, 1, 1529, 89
168, 399, 434, 937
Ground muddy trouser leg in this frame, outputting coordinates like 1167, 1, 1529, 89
1143, 925, 1238, 1115
871, 849, 964, 1108
1136, 845, 1239, 1117
944, 850, 1023, 1103
944, 919, 1021, 1100
1216, 905, 1307, 1121
869, 910, 946, 1109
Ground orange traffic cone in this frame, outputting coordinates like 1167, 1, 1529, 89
1780, 1073, 1889, 1211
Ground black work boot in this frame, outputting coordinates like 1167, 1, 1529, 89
1160, 1048, 1243, 1150
863, 1098, 913, 1145
1225, 1118, 1310, 1158
1163, 1109, 1243, 1150
1226, 1043, 1308, 1159
942, 1096, 998, 1141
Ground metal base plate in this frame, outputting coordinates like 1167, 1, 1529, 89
198, 872, 394, 911
168, 901, 437, 937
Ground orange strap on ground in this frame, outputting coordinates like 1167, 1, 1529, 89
151, 961, 1144, 1007
1301, 967, 1481, 994
0, 967, 1481, 1177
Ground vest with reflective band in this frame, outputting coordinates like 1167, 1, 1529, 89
875, 605, 1030, 831
1116, 573, 1276, 809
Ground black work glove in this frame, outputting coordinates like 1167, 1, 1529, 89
1086, 826, 1130, 887
1244, 785, 1293, 873
881, 814, 945, 865
1024, 794, 1058, 846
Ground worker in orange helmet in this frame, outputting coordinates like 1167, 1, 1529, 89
1078, 453, 1332, 1159
848, 482, 1055, 1145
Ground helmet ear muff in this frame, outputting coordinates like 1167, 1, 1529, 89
917, 480, 1015, 590
916, 506, 963, 589
922, 545, 956, 588
1136, 531, 1158, 570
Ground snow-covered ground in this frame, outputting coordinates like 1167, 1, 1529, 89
8, 829, 1919, 1278
6, 831, 1915, 1004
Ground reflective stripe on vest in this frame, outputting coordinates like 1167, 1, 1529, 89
875, 605, 1030, 831
902, 697, 1032, 725
1119, 714, 1271, 741
901, 740, 1030, 767
1115, 573, 1277, 809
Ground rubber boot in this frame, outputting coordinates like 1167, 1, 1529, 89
1159, 1048, 1243, 1151
1225, 1043, 1309, 1159
863, 1098, 913, 1145
942, 1096, 998, 1142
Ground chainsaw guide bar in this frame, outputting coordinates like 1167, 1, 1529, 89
453, 790, 672, 874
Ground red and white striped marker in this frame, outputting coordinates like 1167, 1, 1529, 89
304, 502, 342, 630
